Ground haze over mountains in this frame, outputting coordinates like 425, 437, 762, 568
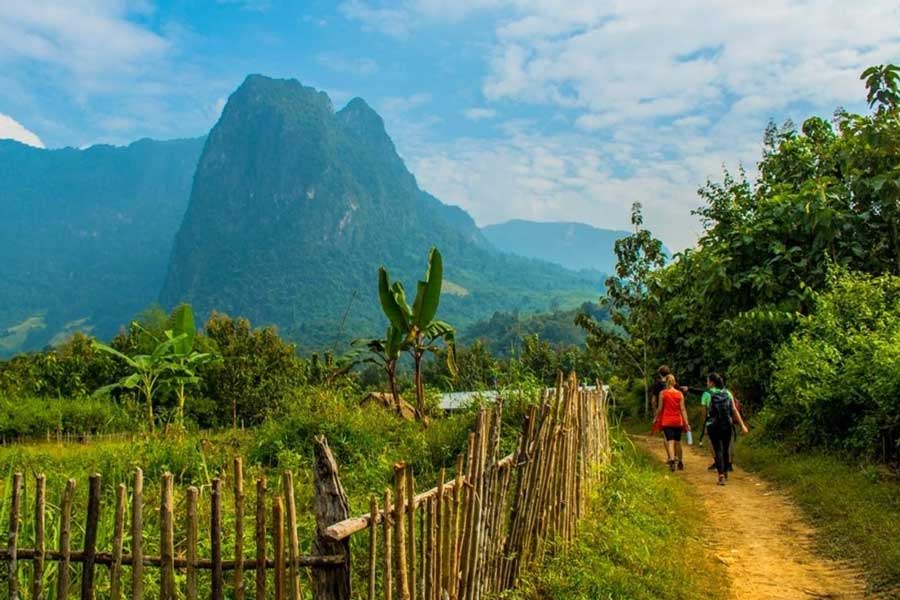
1, 75, 630, 355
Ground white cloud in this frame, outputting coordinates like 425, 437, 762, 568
351, 0, 900, 250
463, 107, 497, 121
0, 113, 44, 147
316, 52, 378, 76
339, 0, 411, 38
380, 92, 433, 114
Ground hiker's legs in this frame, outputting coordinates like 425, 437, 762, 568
710, 429, 728, 475
664, 438, 675, 461
729, 426, 736, 469
675, 440, 683, 462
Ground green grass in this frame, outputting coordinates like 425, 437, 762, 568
509, 430, 728, 600
738, 436, 900, 596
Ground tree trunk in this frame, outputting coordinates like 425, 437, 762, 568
311, 436, 351, 600
143, 380, 155, 432
387, 361, 401, 414
178, 384, 186, 427
414, 352, 425, 419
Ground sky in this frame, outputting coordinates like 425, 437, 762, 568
1, 1, 899, 251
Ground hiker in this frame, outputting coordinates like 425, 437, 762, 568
651, 365, 691, 414
701, 372, 748, 485
654, 373, 691, 472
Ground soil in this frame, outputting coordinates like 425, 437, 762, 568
637, 435, 870, 599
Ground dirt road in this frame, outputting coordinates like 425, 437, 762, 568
637, 435, 869, 599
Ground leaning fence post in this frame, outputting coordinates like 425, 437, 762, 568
82, 473, 101, 600
311, 435, 351, 600
8, 472, 22, 600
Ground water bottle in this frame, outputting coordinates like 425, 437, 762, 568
686, 430, 693, 446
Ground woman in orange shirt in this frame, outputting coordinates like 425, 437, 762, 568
655, 374, 691, 472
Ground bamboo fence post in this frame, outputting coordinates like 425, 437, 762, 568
405, 467, 417, 600
8, 472, 22, 600
110, 483, 126, 600
81, 473, 101, 600
311, 436, 352, 600
273, 496, 285, 600
435, 469, 445, 600
423, 497, 432, 600
383, 489, 393, 600
234, 458, 245, 600
132, 469, 144, 600
441, 495, 452, 599
160, 472, 176, 600
368, 495, 378, 600
449, 455, 463, 600
393, 463, 410, 600
419, 497, 426, 600
186, 487, 199, 600
56, 479, 75, 600
255, 478, 267, 600
32, 474, 46, 600
282, 471, 301, 600
211, 478, 224, 600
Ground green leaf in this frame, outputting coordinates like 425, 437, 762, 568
378, 267, 410, 332
413, 247, 443, 328
171, 304, 196, 355
92, 341, 140, 369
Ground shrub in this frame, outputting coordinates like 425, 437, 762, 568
770, 269, 900, 459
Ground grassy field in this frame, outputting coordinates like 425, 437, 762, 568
509, 430, 729, 600
737, 436, 900, 596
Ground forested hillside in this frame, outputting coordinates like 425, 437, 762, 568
0, 137, 204, 355
161, 75, 598, 347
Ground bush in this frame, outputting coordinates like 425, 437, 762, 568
769, 269, 900, 459
0, 394, 135, 439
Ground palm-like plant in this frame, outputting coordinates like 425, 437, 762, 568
378, 247, 457, 418
351, 325, 406, 412
92, 335, 183, 431
165, 305, 217, 426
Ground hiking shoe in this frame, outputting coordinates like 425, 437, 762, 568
668, 460, 676, 472
717, 475, 726, 486
677, 460, 685, 471
707, 463, 717, 471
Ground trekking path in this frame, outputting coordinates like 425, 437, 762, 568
635, 435, 869, 599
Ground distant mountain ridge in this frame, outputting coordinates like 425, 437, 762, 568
0, 75, 609, 355
482, 220, 632, 275
161, 75, 598, 346
0, 137, 204, 354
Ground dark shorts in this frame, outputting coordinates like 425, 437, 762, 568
662, 427, 683, 441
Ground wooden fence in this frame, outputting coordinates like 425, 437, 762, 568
2, 373, 609, 599
1, 438, 350, 600
326, 371, 610, 600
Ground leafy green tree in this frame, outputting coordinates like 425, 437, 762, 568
378, 247, 457, 418
164, 305, 218, 427
577, 202, 664, 416
93, 333, 184, 431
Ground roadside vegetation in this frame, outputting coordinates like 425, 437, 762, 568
511, 431, 729, 600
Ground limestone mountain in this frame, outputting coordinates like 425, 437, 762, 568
160, 75, 596, 346
0, 137, 204, 355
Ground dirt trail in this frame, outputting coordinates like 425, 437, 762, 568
636, 435, 869, 600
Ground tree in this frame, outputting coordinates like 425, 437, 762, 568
350, 325, 406, 412
577, 202, 664, 417
377, 247, 457, 418
164, 305, 218, 427
93, 333, 184, 431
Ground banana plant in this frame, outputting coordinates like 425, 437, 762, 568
92, 334, 184, 432
350, 324, 407, 413
165, 305, 218, 427
378, 247, 457, 418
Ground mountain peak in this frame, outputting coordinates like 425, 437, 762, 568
337, 97, 392, 149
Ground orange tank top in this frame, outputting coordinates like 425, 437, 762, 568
660, 388, 685, 427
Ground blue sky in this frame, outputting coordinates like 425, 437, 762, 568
1, 1, 899, 250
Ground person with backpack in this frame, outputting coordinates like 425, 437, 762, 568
701, 372, 748, 485
654, 373, 691, 472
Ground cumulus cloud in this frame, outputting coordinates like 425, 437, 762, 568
348, 0, 900, 250
0, 113, 44, 147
